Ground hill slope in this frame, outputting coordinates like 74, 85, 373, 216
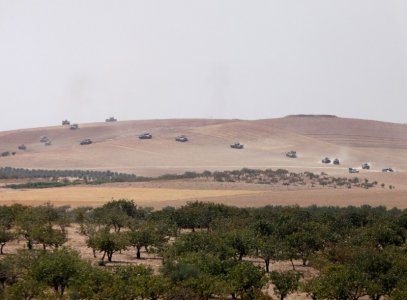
0, 116, 406, 176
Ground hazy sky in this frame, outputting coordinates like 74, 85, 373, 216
1, 1, 407, 130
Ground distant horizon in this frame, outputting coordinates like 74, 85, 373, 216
2, 114, 406, 132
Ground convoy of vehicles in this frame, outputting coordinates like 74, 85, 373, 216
11, 120, 395, 176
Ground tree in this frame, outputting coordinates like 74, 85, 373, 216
304, 264, 365, 300
31, 225, 66, 250
86, 229, 128, 262
270, 270, 301, 300
227, 261, 268, 299
30, 248, 86, 297
257, 235, 283, 272
224, 229, 254, 261
128, 221, 166, 259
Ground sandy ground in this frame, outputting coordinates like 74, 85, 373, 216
0, 176, 406, 209
0, 116, 406, 209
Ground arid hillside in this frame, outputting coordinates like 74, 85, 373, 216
0, 116, 406, 177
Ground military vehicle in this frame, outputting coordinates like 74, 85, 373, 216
286, 151, 297, 158
40, 136, 49, 143
62, 120, 70, 125
321, 157, 331, 164
382, 168, 394, 173
18, 144, 27, 151
80, 138, 92, 145
70, 124, 79, 130
105, 117, 117, 122
175, 135, 188, 142
44, 141, 52, 146
348, 167, 359, 174
1, 151, 10, 157
230, 142, 244, 149
139, 132, 152, 139
333, 158, 340, 165
362, 163, 370, 170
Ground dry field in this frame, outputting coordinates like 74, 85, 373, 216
0, 115, 407, 209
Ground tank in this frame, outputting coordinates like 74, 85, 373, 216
286, 151, 297, 158
362, 163, 370, 170
175, 135, 188, 142
44, 141, 52, 146
105, 117, 117, 122
321, 157, 331, 164
382, 168, 394, 173
348, 168, 359, 174
139, 132, 152, 139
18, 144, 27, 151
333, 158, 340, 165
230, 142, 244, 149
40, 136, 49, 143
80, 138, 92, 145
62, 120, 70, 125
70, 124, 79, 130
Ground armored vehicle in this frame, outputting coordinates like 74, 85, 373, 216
105, 117, 117, 122
382, 168, 394, 173
18, 144, 27, 151
1, 151, 10, 157
80, 138, 92, 145
348, 168, 359, 174
230, 142, 244, 149
44, 141, 52, 146
70, 124, 79, 130
286, 151, 297, 158
40, 136, 49, 143
139, 132, 152, 139
333, 158, 340, 165
62, 120, 70, 125
362, 163, 370, 170
321, 157, 331, 164
175, 135, 188, 142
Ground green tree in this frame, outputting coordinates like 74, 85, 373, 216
86, 229, 128, 262
270, 270, 301, 300
30, 248, 86, 297
227, 261, 268, 299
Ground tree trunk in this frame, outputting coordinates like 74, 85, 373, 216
27, 240, 33, 250
0, 243, 4, 255
101, 251, 106, 261
265, 258, 270, 273
136, 246, 141, 259
107, 251, 113, 262
290, 259, 296, 270
92, 248, 96, 258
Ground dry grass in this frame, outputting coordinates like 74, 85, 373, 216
0, 185, 262, 207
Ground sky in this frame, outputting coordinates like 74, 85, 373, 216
0, 0, 407, 131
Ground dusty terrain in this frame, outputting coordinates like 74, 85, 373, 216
0, 115, 407, 209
